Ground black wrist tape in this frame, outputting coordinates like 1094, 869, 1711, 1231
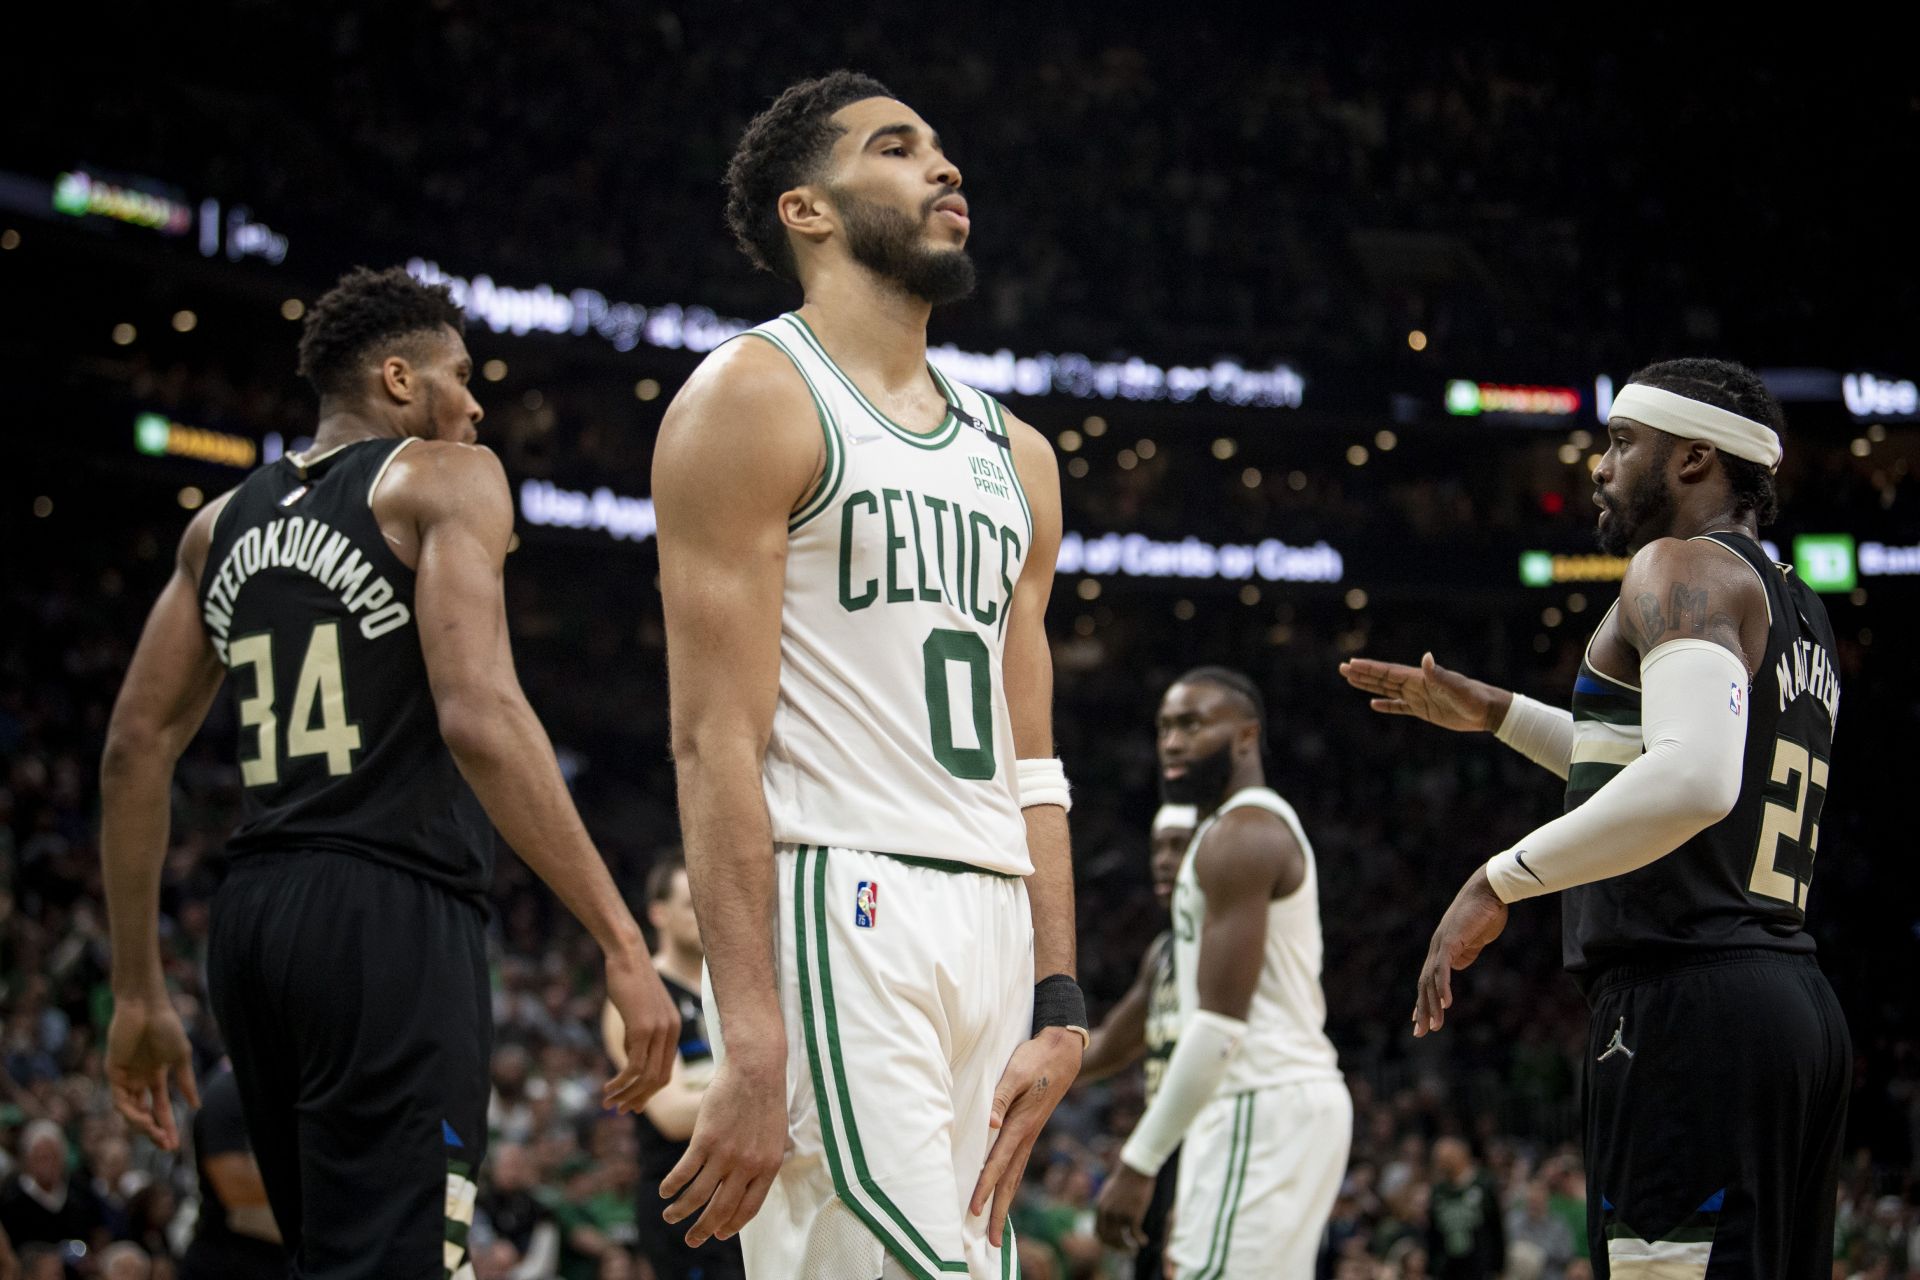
1032, 973, 1087, 1035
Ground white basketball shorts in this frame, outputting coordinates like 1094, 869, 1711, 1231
711, 844, 1035, 1280
1169, 1077, 1353, 1279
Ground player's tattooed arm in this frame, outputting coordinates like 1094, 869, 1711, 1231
1618, 538, 1765, 671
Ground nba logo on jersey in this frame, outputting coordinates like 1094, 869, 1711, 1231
1730, 682, 1744, 716
854, 881, 878, 929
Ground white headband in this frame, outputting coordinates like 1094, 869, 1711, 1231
1608, 383, 1782, 472
1152, 804, 1198, 835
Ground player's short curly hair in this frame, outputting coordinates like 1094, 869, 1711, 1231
1626, 357, 1783, 525
295, 265, 465, 399
724, 71, 894, 282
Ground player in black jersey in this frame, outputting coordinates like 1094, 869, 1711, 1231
98, 266, 681, 1279
1341, 358, 1850, 1278
1078, 804, 1192, 1280
601, 854, 745, 1280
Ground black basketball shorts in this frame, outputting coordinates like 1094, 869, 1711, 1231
207, 850, 493, 1279
1581, 948, 1850, 1279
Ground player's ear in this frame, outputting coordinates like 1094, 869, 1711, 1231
1676, 440, 1718, 484
380, 355, 417, 406
780, 185, 835, 251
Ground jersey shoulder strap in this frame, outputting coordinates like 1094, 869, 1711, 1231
736, 316, 840, 418
1215, 785, 1292, 821
1692, 532, 1784, 630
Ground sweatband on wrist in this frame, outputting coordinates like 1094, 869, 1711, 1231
1493, 693, 1575, 780
1119, 1008, 1246, 1176
1032, 974, 1088, 1046
1485, 638, 1750, 903
1015, 757, 1072, 811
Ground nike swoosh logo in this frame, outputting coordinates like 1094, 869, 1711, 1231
1514, 850, 1545, 885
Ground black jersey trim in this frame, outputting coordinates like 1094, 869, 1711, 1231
1691, 533, 1774, 628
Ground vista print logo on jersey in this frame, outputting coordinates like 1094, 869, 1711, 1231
854, 880, 879, 929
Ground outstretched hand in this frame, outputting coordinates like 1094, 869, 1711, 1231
1413, 867, 1509, 1037
1338, 652, 1508, 734
106, 997, 201, 1151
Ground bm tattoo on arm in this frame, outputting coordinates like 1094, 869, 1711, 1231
1630, 582, 1741, 654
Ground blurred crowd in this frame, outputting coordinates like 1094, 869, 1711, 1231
14, 9, 1917, 374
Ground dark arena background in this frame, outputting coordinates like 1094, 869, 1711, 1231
3, 10, 1918, 1280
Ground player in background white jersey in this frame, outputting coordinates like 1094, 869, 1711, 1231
652, 72, 1082, 1280
1097, 668, 1352, 1280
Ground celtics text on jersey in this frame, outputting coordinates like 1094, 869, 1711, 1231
746, 314, 1035, 876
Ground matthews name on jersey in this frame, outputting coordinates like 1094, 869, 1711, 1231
746, 313, 1035, 876
198, 438, 491, 896
1562, 532, 1839, 972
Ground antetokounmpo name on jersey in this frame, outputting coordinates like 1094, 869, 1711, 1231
202, 515, 411, 663
1776, 637, 1841, 732
836, 486, 1023, 633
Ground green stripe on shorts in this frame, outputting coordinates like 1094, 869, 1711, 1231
794, 846, 968, 1278
1193, 1093, 1255, 1280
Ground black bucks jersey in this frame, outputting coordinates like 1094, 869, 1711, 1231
1561, 531, 1839, 973
1141, 931, 1179, 1103
197, 438, 492, 897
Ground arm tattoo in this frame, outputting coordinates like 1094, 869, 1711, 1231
1668, 583, 1711, 634
1629, 581, 1743, 654
1632, 592, 1665, 650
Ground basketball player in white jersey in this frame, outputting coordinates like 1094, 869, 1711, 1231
1097, 668, 1351, 1279
651, 73, 1083, 1280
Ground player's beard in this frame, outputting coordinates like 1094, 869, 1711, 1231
834, 187, 976, 306
1596, 458, 1678, 556
1161, 741, 1236, 809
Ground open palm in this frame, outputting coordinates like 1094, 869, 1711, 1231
1338, 652, 1500, 733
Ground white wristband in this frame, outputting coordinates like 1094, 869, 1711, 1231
1493, 693, 1574, 780
1118, 1008, 1245, 1177
1015, 757, 1072, 811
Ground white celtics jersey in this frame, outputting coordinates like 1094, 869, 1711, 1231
1172, 786, 1341, 1091
746, 313, 1035, 876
